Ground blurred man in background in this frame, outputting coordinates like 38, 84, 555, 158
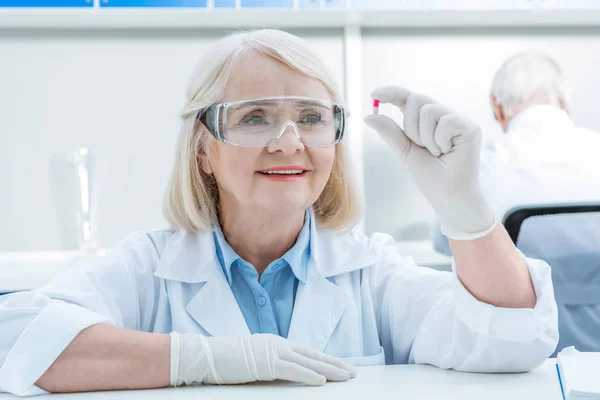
433, 51, 600, 255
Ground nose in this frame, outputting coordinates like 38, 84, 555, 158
266, 121, 305, 156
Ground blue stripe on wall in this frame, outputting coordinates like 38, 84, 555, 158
298, 0, 343, 7
0, 0, 350, 7
1, 0, 91, 6
324, 0, 343, 7
214, 0, 235, 7
241, 0, 293, 8
101, 0, 205, 6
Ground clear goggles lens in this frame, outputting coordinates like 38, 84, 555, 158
198, 96, 346, 148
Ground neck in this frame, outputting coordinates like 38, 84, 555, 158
218, 203, 306, 276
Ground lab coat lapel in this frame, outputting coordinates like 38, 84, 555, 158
154, 229, 250, 337
185, 267, 250, 337
287, 265, 349, 351
287, 215, 380, 350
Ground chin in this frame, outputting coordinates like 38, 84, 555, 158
257, 198, 311, 216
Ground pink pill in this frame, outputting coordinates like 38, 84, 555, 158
373, 99, 380, 115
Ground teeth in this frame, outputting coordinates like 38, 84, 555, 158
262, 170, 304, 175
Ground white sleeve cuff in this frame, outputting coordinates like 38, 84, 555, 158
442, 217, 498, 241
452, 250, 558, 343
0, 302, 110, 396
169, 332, 180, 387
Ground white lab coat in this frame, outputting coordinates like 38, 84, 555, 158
433, 105, 600, 255
0, 217, 558, 396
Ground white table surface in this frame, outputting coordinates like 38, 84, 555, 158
0, 360, 561, 400
0, 250, 105, 293
0, 241, 452, 293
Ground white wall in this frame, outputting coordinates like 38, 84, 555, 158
2, 25, 600, 251
362, 27, 600, 240
0, 28, 345, 251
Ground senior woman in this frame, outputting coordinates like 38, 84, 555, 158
0, 29, 557, 396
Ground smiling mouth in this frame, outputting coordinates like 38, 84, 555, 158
258, 170, 306, 175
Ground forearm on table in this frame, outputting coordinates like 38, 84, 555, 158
449, 223, 537, 309
36, 324, 171, 393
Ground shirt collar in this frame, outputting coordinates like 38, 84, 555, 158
212, 209, 311, 286
282, 209, 311, 284
153, 209, 380, 284
212, 222, 240, 286
506, 105, 574, 134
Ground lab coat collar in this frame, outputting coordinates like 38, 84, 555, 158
154, 209, 380, 344
506, 105, 574, 135
153, 228, 251, 337
154, 209, 380, 283
306, 208, 381, 278
154, 227, 219, 283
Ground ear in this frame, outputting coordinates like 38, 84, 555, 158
198, 150, 213, 174
490, 96, 502, 121
560, 100, 573, 117
490, 96, 507, 130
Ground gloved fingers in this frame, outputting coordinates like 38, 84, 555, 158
419, 103, 452, 157
274, 359, 327, 386
435, 113, 481, 151
370, 86, 411, 110
370, 86, 439, 147
281, 351, 350, 382
292, 345, 357, 378
403, 93, 438, 147
364, 115, 413, 163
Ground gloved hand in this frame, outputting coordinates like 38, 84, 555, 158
169, 332, 357, 387
364, 86, 496, 240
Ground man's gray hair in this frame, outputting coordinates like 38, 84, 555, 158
491, 52, 572, 118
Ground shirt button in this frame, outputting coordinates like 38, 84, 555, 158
258, 296, 267, 306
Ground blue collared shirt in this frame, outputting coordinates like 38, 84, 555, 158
212, 210, 311, 338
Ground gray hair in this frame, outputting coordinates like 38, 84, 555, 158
491, 52, 572, 118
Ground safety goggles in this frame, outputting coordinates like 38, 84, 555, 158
197, 96, 347, 148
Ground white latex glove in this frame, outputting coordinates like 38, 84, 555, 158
364, 86, 496, 240
169, 332, 357, 387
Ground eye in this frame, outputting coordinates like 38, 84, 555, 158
242, 115, 268, 126
300, 114, 322, 124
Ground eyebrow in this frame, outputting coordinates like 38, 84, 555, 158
294, 100, 328, 108
228, 101, 279, 113
237, 100, 279, 107
230, 99, 329, 109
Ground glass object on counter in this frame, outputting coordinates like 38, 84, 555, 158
51, 148, 98, 252
70, 148, 97, 252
